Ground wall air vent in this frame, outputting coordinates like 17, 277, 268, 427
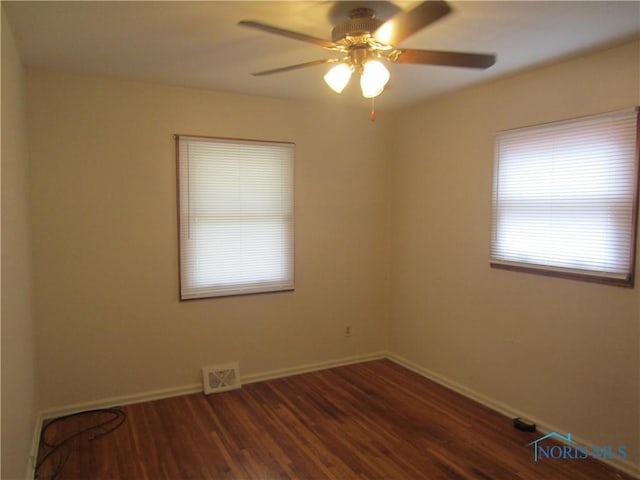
202, 362, 241, 394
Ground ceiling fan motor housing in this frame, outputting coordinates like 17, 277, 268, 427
331, 8, 384, 43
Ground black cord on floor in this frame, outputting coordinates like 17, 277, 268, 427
35, 407, 126, 480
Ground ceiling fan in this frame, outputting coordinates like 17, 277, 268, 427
239, 0, 496, 106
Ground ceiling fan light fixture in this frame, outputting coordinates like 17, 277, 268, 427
240, 0, 497, 113
324, 63, 353, 94
360, 60, 390, 98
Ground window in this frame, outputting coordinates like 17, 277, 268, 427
491, 108, 639, 286
177, 135, 294, 299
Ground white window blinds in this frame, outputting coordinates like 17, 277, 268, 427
177, 136, 294, 299
491, 108, 639, 285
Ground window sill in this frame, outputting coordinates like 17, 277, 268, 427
490, 262, 634, 288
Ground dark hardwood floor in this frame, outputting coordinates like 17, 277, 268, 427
36, 359, 634, 479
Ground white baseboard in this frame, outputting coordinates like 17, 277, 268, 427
26, 412, 43, 480
29, 383, 201, 479
387, 353, 640, 479
39, 351, 389, 421
240, 351, 387, 384
39, 351, 388, 421
29, 351, 388, 478
29, 351, 638, 480
39, 383, 202, 421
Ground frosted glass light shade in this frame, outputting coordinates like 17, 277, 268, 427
360, 60, 390, 98
324, 63, 353, 94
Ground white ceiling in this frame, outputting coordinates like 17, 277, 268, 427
4, 1, 639, 111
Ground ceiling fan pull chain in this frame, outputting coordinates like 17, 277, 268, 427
370, 97, 376, 122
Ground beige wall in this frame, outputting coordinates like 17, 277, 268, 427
1, 7, 39, 479
390, 40, 640, 469
11, 28, 640, 475
26, 71, 391, 410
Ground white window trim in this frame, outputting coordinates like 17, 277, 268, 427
176, 135, 295, 300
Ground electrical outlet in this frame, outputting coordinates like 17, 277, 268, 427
344, 325, 352, 337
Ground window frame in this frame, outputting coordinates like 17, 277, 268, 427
175, 134, 295, 300
490, 108, 640, 287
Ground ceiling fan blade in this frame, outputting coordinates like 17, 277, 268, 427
394, 49, 496, 69
239, 20, 338, 49
373, 1, 451, 46
251, 58, 341, 76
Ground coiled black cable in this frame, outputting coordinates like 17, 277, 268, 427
35, 407, 126, 480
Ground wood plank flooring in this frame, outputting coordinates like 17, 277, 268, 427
36, 359, 635, 479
